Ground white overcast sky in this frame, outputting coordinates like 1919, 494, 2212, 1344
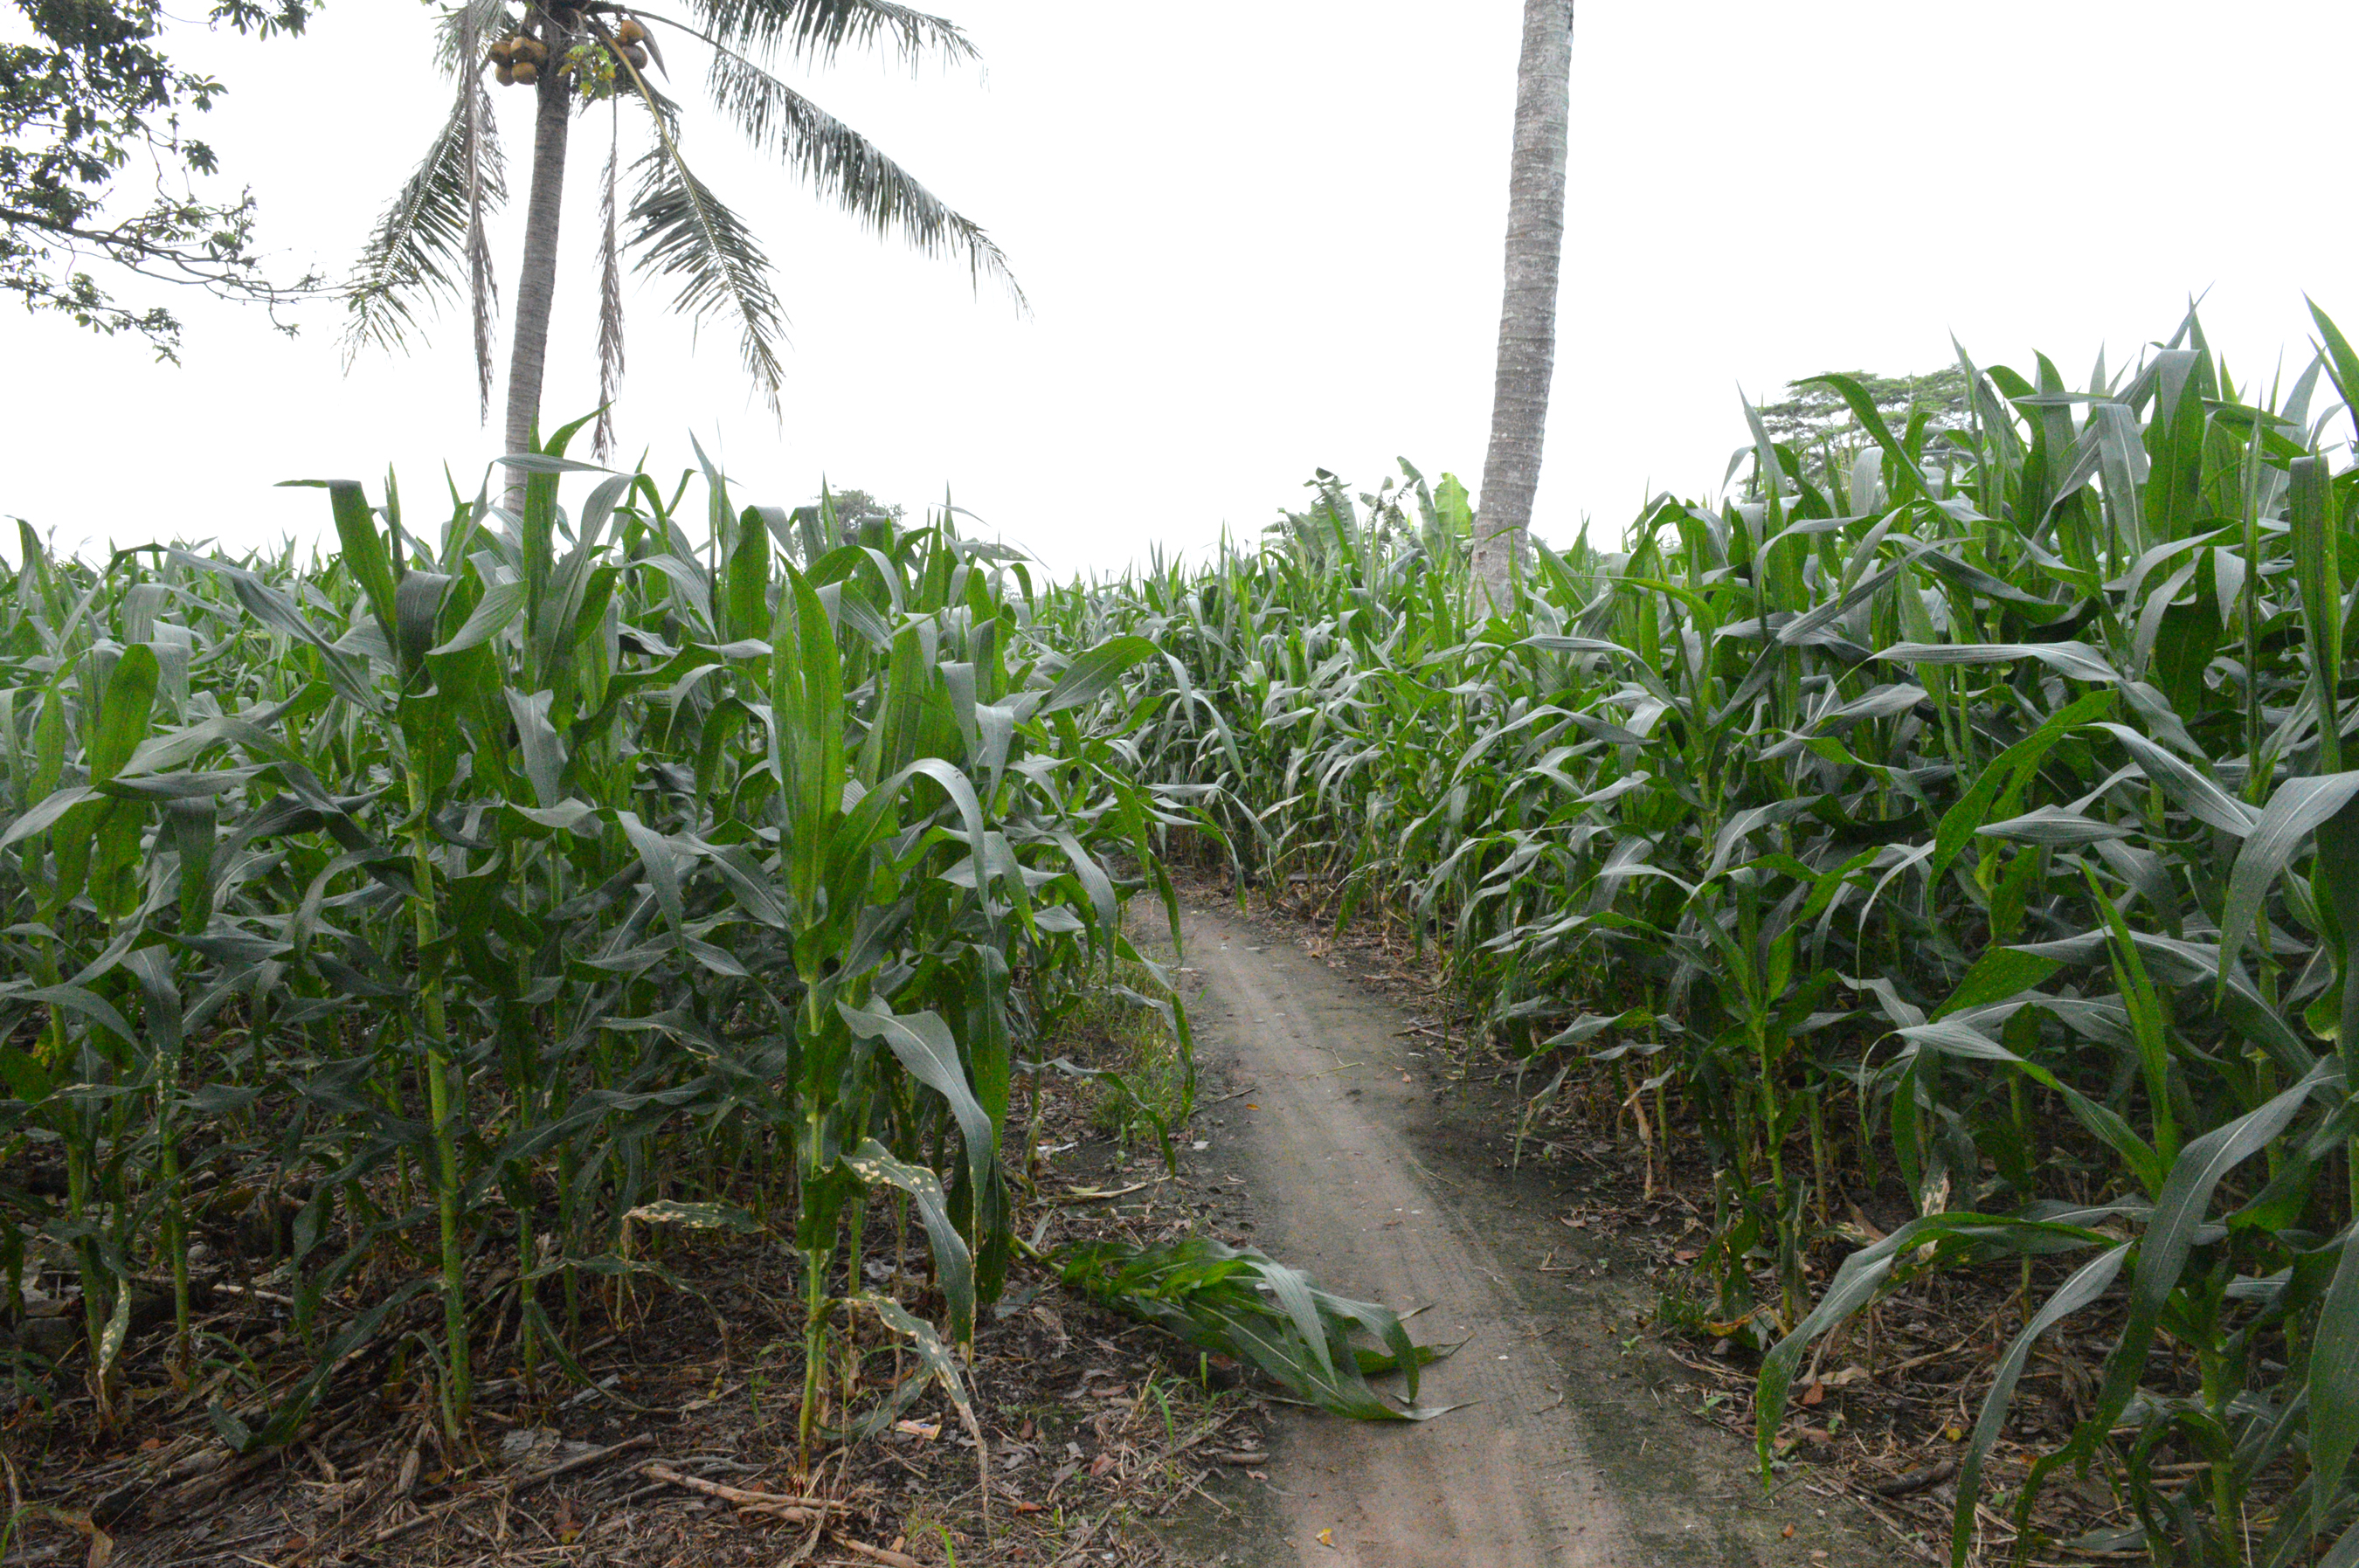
5, 1, 2358, 577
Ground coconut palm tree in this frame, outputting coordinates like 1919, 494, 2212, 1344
1472, 0, 1574, 611
342, 0, 1019, 473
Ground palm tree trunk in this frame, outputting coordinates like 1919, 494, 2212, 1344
503, 64, 573, 505
1474, 0, 1574, 613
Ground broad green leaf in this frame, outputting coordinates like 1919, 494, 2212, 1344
2219, 772, 2359, 985
2313, 1226, 2359, 1537
1038, 635, 1158, 715
841, 1138, 974, 1344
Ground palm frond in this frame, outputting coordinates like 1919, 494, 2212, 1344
626, 142, 787, 412
342, 80, 508, 372
704, 48, 1020, 306
461, 2, 497, 418
595, 114, 626, 458
674, 0, 975, 68
435, 0, 515, 78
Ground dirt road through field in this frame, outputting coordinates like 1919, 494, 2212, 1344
1176, 904, 1640, 1567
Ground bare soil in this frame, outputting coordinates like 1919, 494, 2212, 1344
1147, 901, 1892, 1568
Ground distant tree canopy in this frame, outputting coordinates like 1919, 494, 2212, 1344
2, 0, 317, 358
1754, 367, 1971, 455
822, 487, 903, 527
785, 486, 905, 551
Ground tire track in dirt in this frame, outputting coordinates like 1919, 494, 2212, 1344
1179, 904, 1638, 1567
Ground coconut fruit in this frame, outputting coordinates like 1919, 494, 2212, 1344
488, 36, 515, 63
616, 17, 646, 43
495, 61, 516, 84
511, 59, 538, 84
620, 42, 647, 69
515, 37, 548, 64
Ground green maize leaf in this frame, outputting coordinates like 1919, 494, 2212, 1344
1798, 374, 1923, 504
0, 784, 98, 849
1055, 1235, 1453, 1420
2309, 299, 2359, 447
838, 999, 998, 1254
849, 1291, 987, 1456
2313, 1226, 2359, 1537
841, 1137, 974, 1344
1879, 639, 2121, 684
1950, 1242, 2134, 1567
2218, 772, 2359, 986
495, 450, 607, 476
625, 1200, 760, 1234
1759, 1212, 2113, 1475
1926, 688, 2115, 890
391, 570, 451, 679
502, 688, 568, 808
18, 983, 136, 1045
1891, 1019, 2159, 1194
2086, 863, 2178, 1160
1037, 634, 1158, 715
1977, 805, 2129, 846
2025, 1062, 2342, 1512
86, 643, 159, 785
283, 480, 398, 653
1933, 948, 2061, 1020
2093, 722, 2254, 836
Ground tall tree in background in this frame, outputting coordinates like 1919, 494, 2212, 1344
2, 0, 319, 359
342, 0, 1019, 480
1472, 0, 1573, 611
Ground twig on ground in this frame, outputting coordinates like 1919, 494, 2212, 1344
1869, 1459, 1960, 1498
640, 1461, 852, 1522
355, 1433, 654, 1548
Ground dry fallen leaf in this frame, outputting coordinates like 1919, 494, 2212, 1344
1800, 1379, 1826, 1407
1781, 1523, 1796, 1540
1318, 1527, 1336, 1548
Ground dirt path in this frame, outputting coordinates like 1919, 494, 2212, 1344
1174, 904, 1631, 1566
1165, 902, 1872, 1568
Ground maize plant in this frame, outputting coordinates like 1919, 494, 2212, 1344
1062, 311, 2359, 1565
0, 418, 1180, 1457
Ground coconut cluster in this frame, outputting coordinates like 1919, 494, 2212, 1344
487, 10, 647, 87
487, 32, 547, 86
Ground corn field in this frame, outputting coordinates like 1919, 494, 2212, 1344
10, 305, 2359, 1566
0, 420, 1178, 1459
1052, 307, 2359, 1565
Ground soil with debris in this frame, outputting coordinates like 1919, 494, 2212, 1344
3, 883, 2134, 1568
2, 1018, 1261, 1567
1172, 874, 2170, 1567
